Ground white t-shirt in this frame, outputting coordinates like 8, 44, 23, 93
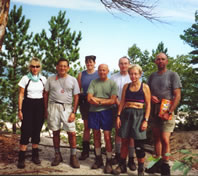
18, 75, 47, 99
110, 72, 131, 101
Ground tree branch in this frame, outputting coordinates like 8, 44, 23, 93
100, 0, 161, 22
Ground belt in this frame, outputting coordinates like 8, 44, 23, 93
54, 101, 65, 111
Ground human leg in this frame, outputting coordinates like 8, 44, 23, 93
113, 138, 129, 175
79, 119, 90, 160
51, 130, 63, 166
128, 137, 136, 171
91, 129, 103, 169
31, 99, 45, 165
160, 132, 171, 176
68, 131, 80, 168
152, 127, 162, 158
112, 128, 121, 165
135, 140, 146, 176
103, 130, 113, 173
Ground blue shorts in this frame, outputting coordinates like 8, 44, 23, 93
88, 109, 113, 131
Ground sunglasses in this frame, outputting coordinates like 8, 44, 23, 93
31, 65, 40, 68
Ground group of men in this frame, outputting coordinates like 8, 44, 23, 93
43, 52, 182, 175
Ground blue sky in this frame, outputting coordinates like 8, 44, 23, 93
11, 0, 198, 71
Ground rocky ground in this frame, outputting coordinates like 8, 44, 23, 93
0, 131, 198, 175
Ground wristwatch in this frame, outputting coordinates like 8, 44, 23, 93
144, 118, 149, 122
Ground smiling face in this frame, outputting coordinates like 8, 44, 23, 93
128, 65, 142, 82
30, 60, 41, 75
85, 59, 96, 71
98, 64, 109, 81
56, 60, 69, 77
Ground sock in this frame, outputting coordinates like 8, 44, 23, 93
106, 151, 112, 159
95, 147, 101, 156
71, 148, 76, 155
54, 148, 60, 153
129, 146, 135, 158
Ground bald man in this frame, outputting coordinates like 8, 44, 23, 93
147, 53, 182, 175
87, 64, 118, 174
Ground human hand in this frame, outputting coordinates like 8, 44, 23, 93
18, 111, 23, 120
141, 121, 148, 131
161, 112, 171, 120
151, 96, 160, 104
68, 113, 75, 123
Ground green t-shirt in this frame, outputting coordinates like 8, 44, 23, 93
87, 78, 117, 112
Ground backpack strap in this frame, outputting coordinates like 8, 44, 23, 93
24, 79, 31, 99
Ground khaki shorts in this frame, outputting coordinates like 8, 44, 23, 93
150, 103, 175, 132
47, 102, 75, 132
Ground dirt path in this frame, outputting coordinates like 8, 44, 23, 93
0, 132, 198, 175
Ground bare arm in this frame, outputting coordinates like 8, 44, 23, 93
18, 87, 24, 120
68, 94, 79, 123
141, 83, 151, 131
116, 83, 128, 129
169, 88, 181, 113
77, 72, 82, 91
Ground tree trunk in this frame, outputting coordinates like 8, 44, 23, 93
0, 0, 10, 50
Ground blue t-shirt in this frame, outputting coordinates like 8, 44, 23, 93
81, 70, 99, 95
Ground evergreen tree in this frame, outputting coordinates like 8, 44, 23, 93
32, 10, 82, 77
0, 5, 33, 132
180, 10, 198, 111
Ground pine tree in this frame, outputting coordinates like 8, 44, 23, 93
0, 5, 33, 132
32, 10, 82, 77
180, 11, 198, 111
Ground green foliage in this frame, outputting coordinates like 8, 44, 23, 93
0, 5, 33, 125
180, 10, 198, 111
146, 155, 161, 169
176, 112, 198, 131
172, 149, 198, 176
32, 10, 82, 77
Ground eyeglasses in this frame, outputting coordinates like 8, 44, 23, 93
31, 65, 40, 68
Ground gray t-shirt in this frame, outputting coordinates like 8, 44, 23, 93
45, 74, 80, 104
148, 70, 182, 101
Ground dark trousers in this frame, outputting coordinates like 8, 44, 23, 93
20, 98, 44, 145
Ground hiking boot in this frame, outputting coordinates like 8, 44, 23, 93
17, 151, 25, 169
112, 158, 127, 175
104, 158, 113, 174
32, 148, 41, 165
70, 155, 80, 168
161, 162, 170, 176
145, 158, 162, 174
128, 157, 136, 171
79, 141, 90, 160
138, 163, 144, 176
91, 155, 104, 169
112, 153, 120, 165
51, 152, 63, 166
